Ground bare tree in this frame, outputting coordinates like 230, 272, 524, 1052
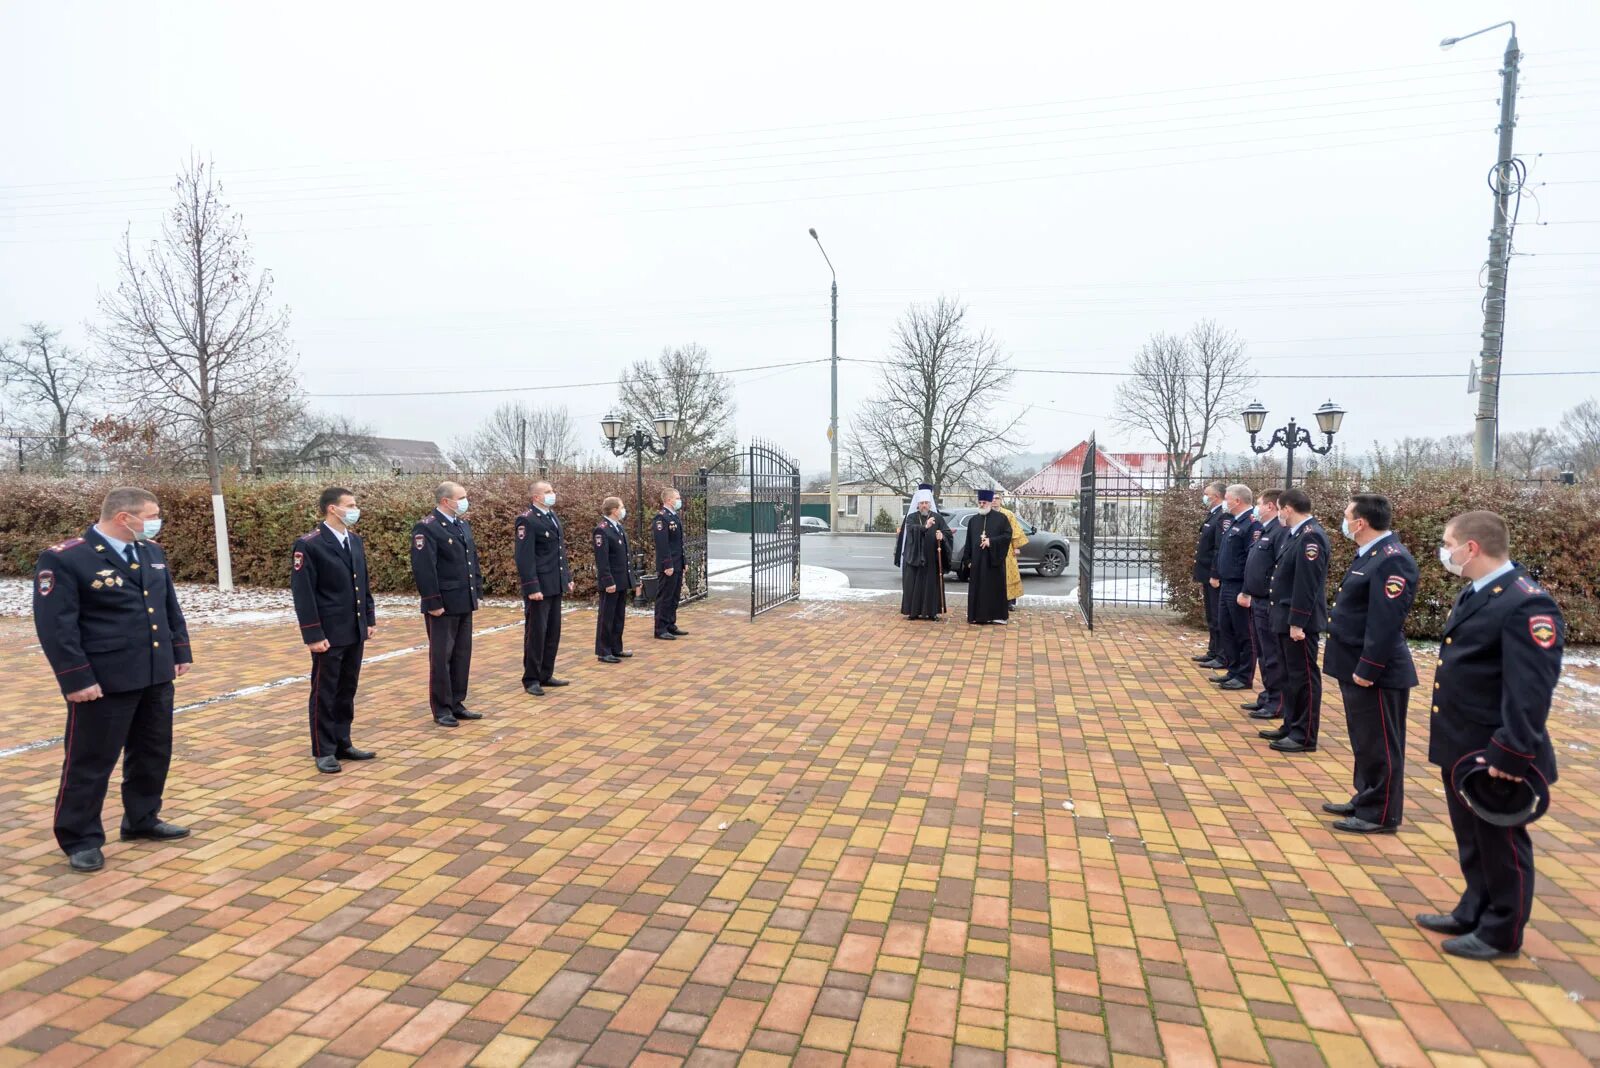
1113, 319, 1255, 482
1559, 398, 1600, 476
93, 156, 298, 590
452, 401, 578, 473
615, 343, 735, 463
280, 411, 384, 472
1499, 427, 1560, 478
1369, 434, 1473, 478
0, 324, 94, 471
844, 296, 1022, 495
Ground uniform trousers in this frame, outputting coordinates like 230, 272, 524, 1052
522, 594, 562, 687
1200, 581, 1221, 656
1338, 680, 1408, 827
309, 641, 363, 757
1442, 765, 1535, 952
1218, 583, 1254, 683
654, 567, 683, 635
54, 682, 174, 854
424, 612, 473, 717
595, 589, 627, 657
1249, 599, 1283, 714
1277, 630, 1323, 747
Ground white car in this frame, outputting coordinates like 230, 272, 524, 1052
799, 516, 830, 533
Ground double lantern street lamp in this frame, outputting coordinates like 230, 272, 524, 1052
1240, 400, 1347, 487
601, 413, 678, 554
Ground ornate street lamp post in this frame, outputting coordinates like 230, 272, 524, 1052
601, 413, 678, 556
1241, 400, 1347, 487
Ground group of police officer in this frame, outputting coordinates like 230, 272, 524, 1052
33, 481, 691, 872
1191, 481, 1566, 961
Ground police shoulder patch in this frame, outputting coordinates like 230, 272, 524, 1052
1528, 614, 1557, 649
517, 525, 526, 540
655, 520, 664, 531
1304, 542, 1320, 561
595, 533, 604, 545
1252, 530, 1261, 541
1220, 518, 1232, 531
1383, 574, 1406, 599
413, 533, 426, 551
293, 550, 305, 571
37, 569, 55, 596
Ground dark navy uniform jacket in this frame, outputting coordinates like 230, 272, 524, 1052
410, 510, 482, 615
653, 507, 685, 572
1191, 504, 1224, 583
593, 519, 630, 590
1429, 566, 1562, 783
1216, 508, 1259, 587
514, 506, 572, 597
1242, 516, 1281, 598
32, 527, 192, 698
291, 524, 376, 647
1322, 534, 1420, 688
1268, 517, 1330, 634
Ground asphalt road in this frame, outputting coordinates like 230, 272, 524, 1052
709, 531, 1081, 593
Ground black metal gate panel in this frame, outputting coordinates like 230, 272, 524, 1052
1078, 435, 1096, 630
749, 439, 801, 617
674, 468, 709, 607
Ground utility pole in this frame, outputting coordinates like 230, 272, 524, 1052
809, 228, 839, 529
1443, 22, 1521, 472
518, 413, 527, 475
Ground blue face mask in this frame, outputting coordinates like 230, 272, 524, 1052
1340, 517, 1358, 541
543, 493, 556, 507
137, 517, 162, 541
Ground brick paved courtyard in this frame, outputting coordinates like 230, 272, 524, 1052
3, 594, 1600, 1067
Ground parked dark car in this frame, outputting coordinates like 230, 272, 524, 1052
939, 508, 1072, 581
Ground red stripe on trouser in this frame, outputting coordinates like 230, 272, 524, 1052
309, 655, 323, 757
1377, 689, 1392, 826
423, 614, 436, 710
1510, 829, 1527, 950
1301, 639, 1317, 744
54, 703, 77, 822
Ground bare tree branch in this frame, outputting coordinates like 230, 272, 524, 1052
615, 343, 736, 464
1113, 319, 1255, 481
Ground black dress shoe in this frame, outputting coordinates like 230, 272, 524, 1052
1208, 674, 1232, 684
617, 651, 634, 658
337, 746, 375, 761
453, 708, 484, 720
655, 632, 677, 640
1321, 801, 1356, 816
1248, 708, 1279, 720
1415, 913, 1473, 936
1190, 653, 1215, 662
1270, 738, 1317, 753
543, 678, 570, 687
120, 821, 190, 842
1241, 701, 1264, 711
525, 683, 545, 696
1332, 816, 1396, 834
668, 626, 687, 636
1258, 728, 1289, 740
316, 755, 342, 774
1442, 932, 1517, 961
1219, 679, 1249, 691
1198, 658, 1228, 670
68, 847, 104, 873
598, 654, 621, 664
434, 714, 460, 727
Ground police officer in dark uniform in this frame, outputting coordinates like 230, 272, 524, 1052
1191, 481, 1227, 667
1320, 493, 1419, 833
1417, 510, 1563, 961
653, 485, 688, 640
33, 488, 193, 873
516, 480, 574, 696
411, 481, 484, 727
1240, 489, 1284, 720
1210, 484, 1259, 692
1259, 487, 1329, 754
291, 487, 377, 773
593, 496, 637, 663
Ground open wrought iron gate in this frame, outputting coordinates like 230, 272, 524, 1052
1078, 435, 1096, 630
748, 439, 801, 617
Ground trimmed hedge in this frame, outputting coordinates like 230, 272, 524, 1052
1155, 471, 1600, 643
1, 471, 688, 599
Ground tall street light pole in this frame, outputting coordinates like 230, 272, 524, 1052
809, 228, 839, 530
1441, 20, 1520, 472
601, 412, 677, 562
1240, 400, 1348, 488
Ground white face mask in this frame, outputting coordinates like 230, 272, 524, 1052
341, 506, 361, 525
1202, 495, 1212, 508
1438, 544, 1467, 577
619, 507, 627, 520
542, 493, 556, 507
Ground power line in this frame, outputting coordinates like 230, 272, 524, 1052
844, 357, 1600, 382
304, 357, 831, 399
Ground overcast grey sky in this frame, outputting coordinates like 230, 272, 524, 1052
3, 1, 1597, 475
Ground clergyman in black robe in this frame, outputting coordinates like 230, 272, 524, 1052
961, 491, 1012, 624
895, 490, 952, 620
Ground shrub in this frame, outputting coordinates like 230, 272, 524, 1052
870, 506, 898, 533
1, 471, 684, 599
1154, 471, 1600, 642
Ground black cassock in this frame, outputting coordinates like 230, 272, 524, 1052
961, 509, 1012, 623
895, 510, 952, 619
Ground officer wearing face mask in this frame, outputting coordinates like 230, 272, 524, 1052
32, 487, 193, 874
1416, 510, 1564, 962
291, 487, 377, 773
515, 481, 574, 696
411, 481, 484, 727
652, 485, 688, 640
